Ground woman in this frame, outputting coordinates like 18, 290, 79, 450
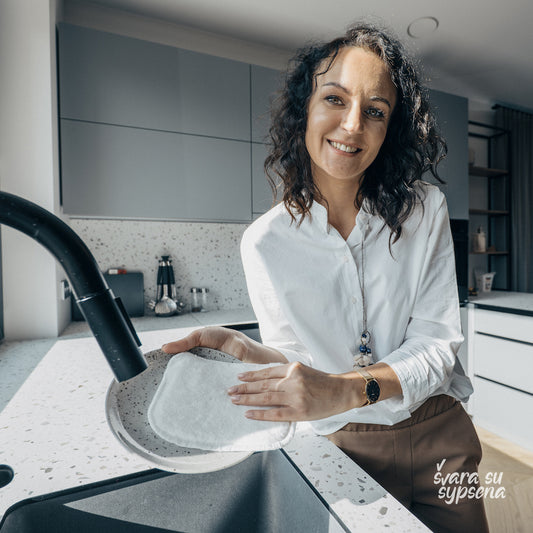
163, 23, 489, 533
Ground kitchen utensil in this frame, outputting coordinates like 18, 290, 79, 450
105, 347, 254, 473
154, 256, 177, 316
154, 256, 186, 316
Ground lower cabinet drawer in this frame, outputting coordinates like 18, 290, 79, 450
474, 333, 533, 394
473, 377, 533, 452
474, 309, 533, 344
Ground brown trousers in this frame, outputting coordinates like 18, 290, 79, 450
327, 395, 490, 533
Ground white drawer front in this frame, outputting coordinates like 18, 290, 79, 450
473, 377, 533, 452
474, 333, 533, 394
474, 309, 533, 344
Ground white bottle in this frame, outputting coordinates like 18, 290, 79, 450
473, 227, 486, 253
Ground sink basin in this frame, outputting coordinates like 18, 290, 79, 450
0, 450, 347, 532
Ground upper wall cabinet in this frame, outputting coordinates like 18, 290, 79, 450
60, 119, 252, 221
427, 89, 469, 220
58, 23, 251, 141
251, 65, 283, 143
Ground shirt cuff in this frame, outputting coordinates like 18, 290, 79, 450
380, 350, 431, 412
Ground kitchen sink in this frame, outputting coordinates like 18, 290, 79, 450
0, 450, 347, 532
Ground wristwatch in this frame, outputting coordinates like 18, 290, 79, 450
357, 368, 380, 406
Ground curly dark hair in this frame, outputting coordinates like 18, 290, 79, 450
265, 22, 447, 242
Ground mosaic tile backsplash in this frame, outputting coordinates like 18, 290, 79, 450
69, 218, 252, 312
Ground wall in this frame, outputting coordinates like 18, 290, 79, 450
70, 219, 251, 312
0, 0, 70, 340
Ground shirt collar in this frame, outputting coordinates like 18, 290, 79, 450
306, 199, 372, 236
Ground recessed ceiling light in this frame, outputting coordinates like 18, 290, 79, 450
407, 16, 439, 39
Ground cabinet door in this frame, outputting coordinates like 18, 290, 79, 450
252, 143, 282, 215
60, 120, 251, 221
473, 377, 533, 452
58, 23, 181, 132
427, 89, 469, 220
176, 49, 250, 141
58, 24, 251, 141
251, 65, 282, 143
474, 333, 533, 394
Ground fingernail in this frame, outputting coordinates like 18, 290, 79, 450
244, 411, 254, 418
237, 373, 247, 379
231, 395, 240, 403
227, 386, 238, 394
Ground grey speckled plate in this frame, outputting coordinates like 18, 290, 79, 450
105, 347, 253, 473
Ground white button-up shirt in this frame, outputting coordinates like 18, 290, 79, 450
241, 183, 473, 435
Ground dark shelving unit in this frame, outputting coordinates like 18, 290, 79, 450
468, 121, 511, 290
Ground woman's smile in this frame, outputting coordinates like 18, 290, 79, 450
327, 140, 362, 154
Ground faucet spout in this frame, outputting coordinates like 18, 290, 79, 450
0, 191, 147, 381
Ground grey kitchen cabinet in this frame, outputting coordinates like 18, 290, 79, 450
251, 65, 282, 143
252, 143, 276, 215
60, 119, 252, 221
251, 65, 283, 216
58, 23, 251, 141
427, 89, 469, 220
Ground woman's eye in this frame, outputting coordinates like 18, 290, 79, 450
325, 95, 343, 105
366, 107, 385, 119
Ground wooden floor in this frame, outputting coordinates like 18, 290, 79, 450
476, 426, 533, 533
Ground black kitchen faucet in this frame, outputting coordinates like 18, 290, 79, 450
0, 191, 147, 382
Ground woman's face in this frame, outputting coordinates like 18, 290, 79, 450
305, 46, 397, 190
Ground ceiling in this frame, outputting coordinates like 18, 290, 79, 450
73, 0, 533, 112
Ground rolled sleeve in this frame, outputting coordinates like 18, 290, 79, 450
380, 193, 464, 410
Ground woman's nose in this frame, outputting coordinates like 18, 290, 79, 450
341, 104, 364, 133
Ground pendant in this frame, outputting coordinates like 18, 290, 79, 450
353, 330, 373, 368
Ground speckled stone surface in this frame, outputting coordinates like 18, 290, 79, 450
0, 339, 56, 412
0, 317, 429, 531
470, 290, 533, 315
60, 308, 257, 339
69, 218, 251, 311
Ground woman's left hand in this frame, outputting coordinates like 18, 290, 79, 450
227, 361, 360, 422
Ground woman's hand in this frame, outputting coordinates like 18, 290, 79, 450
227, 361, 362, 421
162, 326, 288, 365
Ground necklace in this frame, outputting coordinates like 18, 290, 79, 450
353, 224, 373, 369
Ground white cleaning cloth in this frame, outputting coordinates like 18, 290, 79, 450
147, 352, 295, 452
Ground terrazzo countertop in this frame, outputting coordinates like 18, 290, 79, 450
0, 311, 428, 531
469, 290, 533, 316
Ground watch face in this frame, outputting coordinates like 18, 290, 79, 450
366, 380, 380, 403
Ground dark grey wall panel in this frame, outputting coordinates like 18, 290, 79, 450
427, 89, 469, 219
60, 120, 251, 221
251, 65, 282, 143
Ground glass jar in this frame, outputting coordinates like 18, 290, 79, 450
190, 287, 209, 312
190, 287, 201, 313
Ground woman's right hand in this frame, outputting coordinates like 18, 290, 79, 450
162, 326, 288, 365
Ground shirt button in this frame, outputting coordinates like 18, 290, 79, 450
351, 296, 357, 304
343, 255, 349, 263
